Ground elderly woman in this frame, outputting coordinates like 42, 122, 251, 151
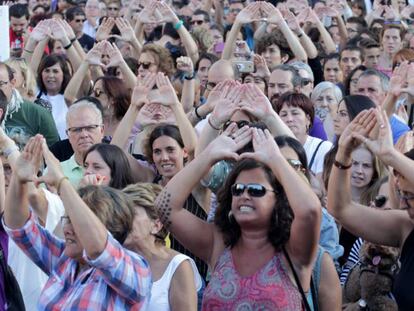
155, 124, 321, 309
3, 135, 151, 310
311, 82, 343, 142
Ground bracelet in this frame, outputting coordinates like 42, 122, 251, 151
24, 48, 34, 54
64, 42, 73, 50
333, 159, 352, 170
184, 72, 195, 80
3, 145, 19, 158
174, 20, 183, 30
194, 105, 204, 120
57, 176, 69, 195
208, 115, 220, 130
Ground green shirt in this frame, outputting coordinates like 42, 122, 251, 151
5, 99, 60, 147
60, 154, 84, 188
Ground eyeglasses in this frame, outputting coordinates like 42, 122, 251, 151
223, 120, 250, 131
191, 20, 204, 25
0, 81, 9, 87
231, 183, 275, 197
107, 6, 119, 11
60, 216, 71, 226
138, 62, 154, 70
66, 124, 102, 135
287, 159, 304, 171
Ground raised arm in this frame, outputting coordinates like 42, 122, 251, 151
239, 84, 295, 138
22, 20, 49, 68
157, 2, 199, 64
114, 18, 142, 59
177, 56, 196, 113
327, 109, 411, 248
307, 8, 337, 55
38, 142, 107, 259
195, 81, 243, 155
111, 73, 157, 182
263, 3, 307, 62
222, 2, 260, 60
156, 73, 198, 158
240, 128, 321, 276
384, 61, 411, 118
104, 41, 137, 90
155, 124, 252, 264
63, 42, 105, 104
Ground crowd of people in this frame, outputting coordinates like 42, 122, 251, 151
1, 0, 414, 309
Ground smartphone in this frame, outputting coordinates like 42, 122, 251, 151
232, 60, 254, 73
214, 42, 225, 53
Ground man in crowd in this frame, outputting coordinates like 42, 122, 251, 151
66, 6, 95, 52
60, 100, 104, 187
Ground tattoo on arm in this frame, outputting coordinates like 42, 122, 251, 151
156, 190, 172, 228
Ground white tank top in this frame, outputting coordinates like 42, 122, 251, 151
148, 254, 202, 311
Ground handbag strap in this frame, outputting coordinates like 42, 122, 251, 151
308, 140, 325, 171
283, 247, 312, 311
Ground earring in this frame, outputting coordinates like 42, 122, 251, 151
228, 210, 234, 222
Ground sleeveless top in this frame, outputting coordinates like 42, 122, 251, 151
393, 227, 414, 310
153, 175, 209, 280
148, 254, 202, 311
202, 248, 304, 311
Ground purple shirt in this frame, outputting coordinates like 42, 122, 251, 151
310, 116, 328, 141
0, 222, 8, 310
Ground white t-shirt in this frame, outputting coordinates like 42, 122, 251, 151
8, 188, 65, 311
304, 136, 333, 175
40, 93, 68, 140
148, 254, 202, 311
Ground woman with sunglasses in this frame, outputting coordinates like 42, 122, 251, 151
328, 109, 414, 310
155, 124, 321, 309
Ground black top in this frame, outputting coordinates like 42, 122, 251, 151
393, 227, 414, 310
78, 33, 95, 52
153, 175, 209, 281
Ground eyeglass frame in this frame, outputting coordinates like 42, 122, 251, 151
66, 124, 102, 135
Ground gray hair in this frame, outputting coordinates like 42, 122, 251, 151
66, 100, 103, 128
311, 81, 343, 103
290, 61, 314, 81
358, 68, 389, 92
273, 64, 302, 87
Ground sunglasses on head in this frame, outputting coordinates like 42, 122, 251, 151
138, 62, 153, 70
231, 183, 275, 197
223, 120, 250, 131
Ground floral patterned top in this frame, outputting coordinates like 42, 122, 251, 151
202, 248, 304, 311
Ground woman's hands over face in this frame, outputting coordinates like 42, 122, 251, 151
206, 123, 252, 162
240, 128, 282, 166
238, 83, 273, 121
352, 108, 395, 164
337, 109, 377, 156
211, 81, 244, 126
156, 73, 180, 106
131, 72, 157, 109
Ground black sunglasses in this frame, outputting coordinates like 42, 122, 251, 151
138, 62, 153, 70
191, 20, 204, 25
223, 120, 250, 131
231, 183, 275, 198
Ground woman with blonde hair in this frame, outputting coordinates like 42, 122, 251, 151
6, 58, 37, 101
123, 182, 202, 311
